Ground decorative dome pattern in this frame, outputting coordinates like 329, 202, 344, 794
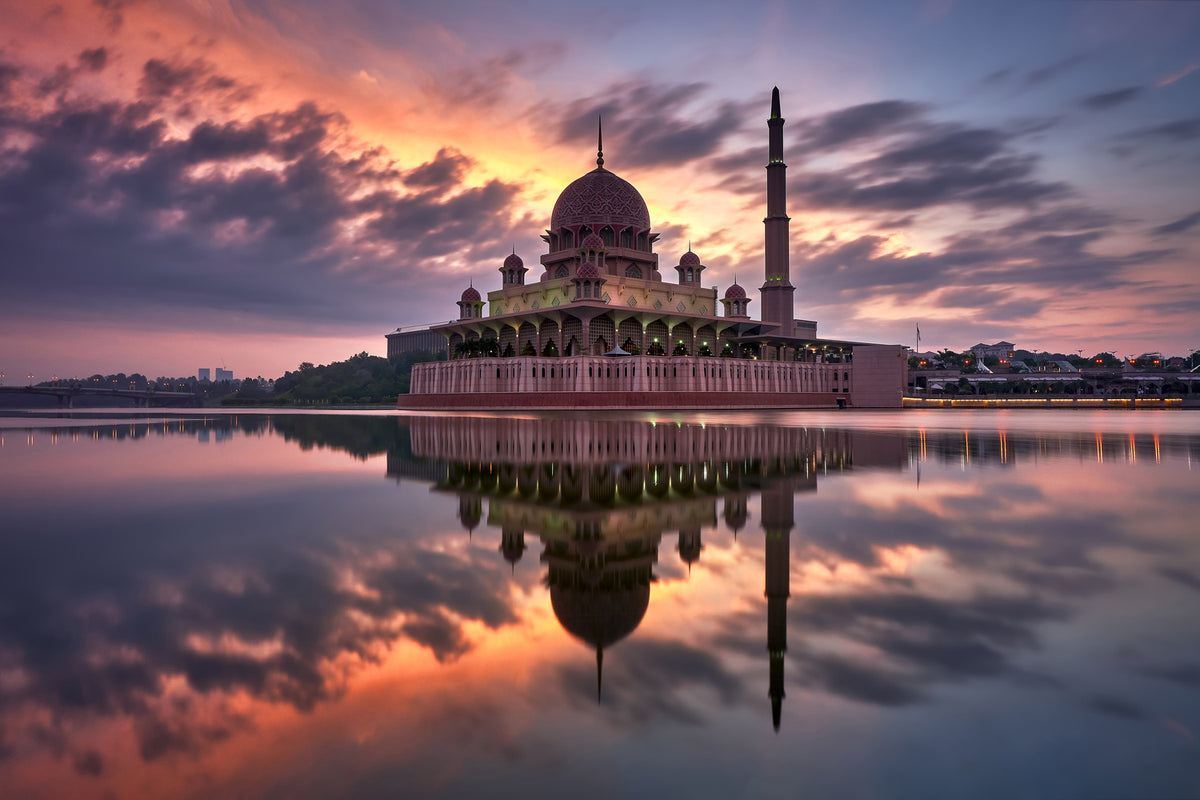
503, 252, 524, 268
460, 286, 481, 302
577, 261, 602, 279
580, 233, 605, 249
551, 168, 651, 232
724, 283, 746, 299
679, 250, 701, 266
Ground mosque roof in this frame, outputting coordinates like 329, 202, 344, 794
503, 252, 524, 269
551, 168, 651, 232
580, 232, 605, 249
724, 283, 746, 299
460, 286, 481, 302
679, 250, 701, 266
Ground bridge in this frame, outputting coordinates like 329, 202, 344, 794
0, 385, 198, 408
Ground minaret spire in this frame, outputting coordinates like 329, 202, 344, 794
596, 646, 604, 703
596, 116, 604, 169
761, 86, 795, 337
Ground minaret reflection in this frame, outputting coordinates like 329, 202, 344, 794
760, 475, 793, 731
403, 416, 905, 723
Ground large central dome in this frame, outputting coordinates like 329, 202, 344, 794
550, 167, 651, 232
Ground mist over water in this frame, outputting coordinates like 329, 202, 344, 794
0, 411, 1197, 799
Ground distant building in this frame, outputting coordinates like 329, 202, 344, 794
215, 368, 233, 382
386, 327, 448, 359
970, 341, 1016, 364
198, 368, 211, 381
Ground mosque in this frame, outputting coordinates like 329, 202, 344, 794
397, 89, 906, 410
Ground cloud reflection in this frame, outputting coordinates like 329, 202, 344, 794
0, 413, 1197, 797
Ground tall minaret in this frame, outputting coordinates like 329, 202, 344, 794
762, 475, 793, 731
760, 87, 795, 337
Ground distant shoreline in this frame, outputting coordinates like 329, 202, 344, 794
903, 396, 1194, 409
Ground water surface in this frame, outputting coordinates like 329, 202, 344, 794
0, 410, 1197, 799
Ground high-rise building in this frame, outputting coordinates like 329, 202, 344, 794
215, 368, 233, 382
198, 368, 211, 381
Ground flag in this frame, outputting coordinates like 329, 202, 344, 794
916, 322, 921, 345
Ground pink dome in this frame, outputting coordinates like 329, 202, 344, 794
503, 252, 524, 268
461, 286, 481, 302
580, 233, 605, 249
679, 250, 701, 266
724, 283, 746, 299
576, 261, 602, 279
551, 168, 651, 232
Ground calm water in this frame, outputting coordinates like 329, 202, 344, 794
0, 409, 1198, 799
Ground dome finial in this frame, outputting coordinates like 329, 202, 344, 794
688, 239, 692, 253
771, 86, 781, 120
596, 116, 604, 169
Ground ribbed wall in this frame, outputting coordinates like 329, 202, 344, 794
409, 356, 851, 396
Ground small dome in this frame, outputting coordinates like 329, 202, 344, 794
577, 261, 602, 279
724, 283, 746, 299
503, 252, 524, 269
679, 250, 701, 266
580, 233, 605, 249
461, 286, 481, 302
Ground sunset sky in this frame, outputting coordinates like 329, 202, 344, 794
1, 0, 1197, 381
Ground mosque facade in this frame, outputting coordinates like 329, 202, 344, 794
397, 89, 906, 409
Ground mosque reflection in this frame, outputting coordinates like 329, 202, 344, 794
387, 416, 909, 729
5, 413, 1200, 797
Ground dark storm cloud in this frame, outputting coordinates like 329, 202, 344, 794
792, 213, 1167, 309
73, 749, 104, 776
93, 0, 131, 33
1080, 86, 1142, 111
552, 80, 753, 169
705, 101, 1074, 215
1153, 210, 1200, 236
137, 57, 249, 104
999, 205, 1117, 236
78, 47, 108, 72
0, 60, 21, 98
794, 142, 1067, 213
35, 64, 75, 97
0, 54, 530, 328
793, 100, 927, 152
403, 147, 474, 191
